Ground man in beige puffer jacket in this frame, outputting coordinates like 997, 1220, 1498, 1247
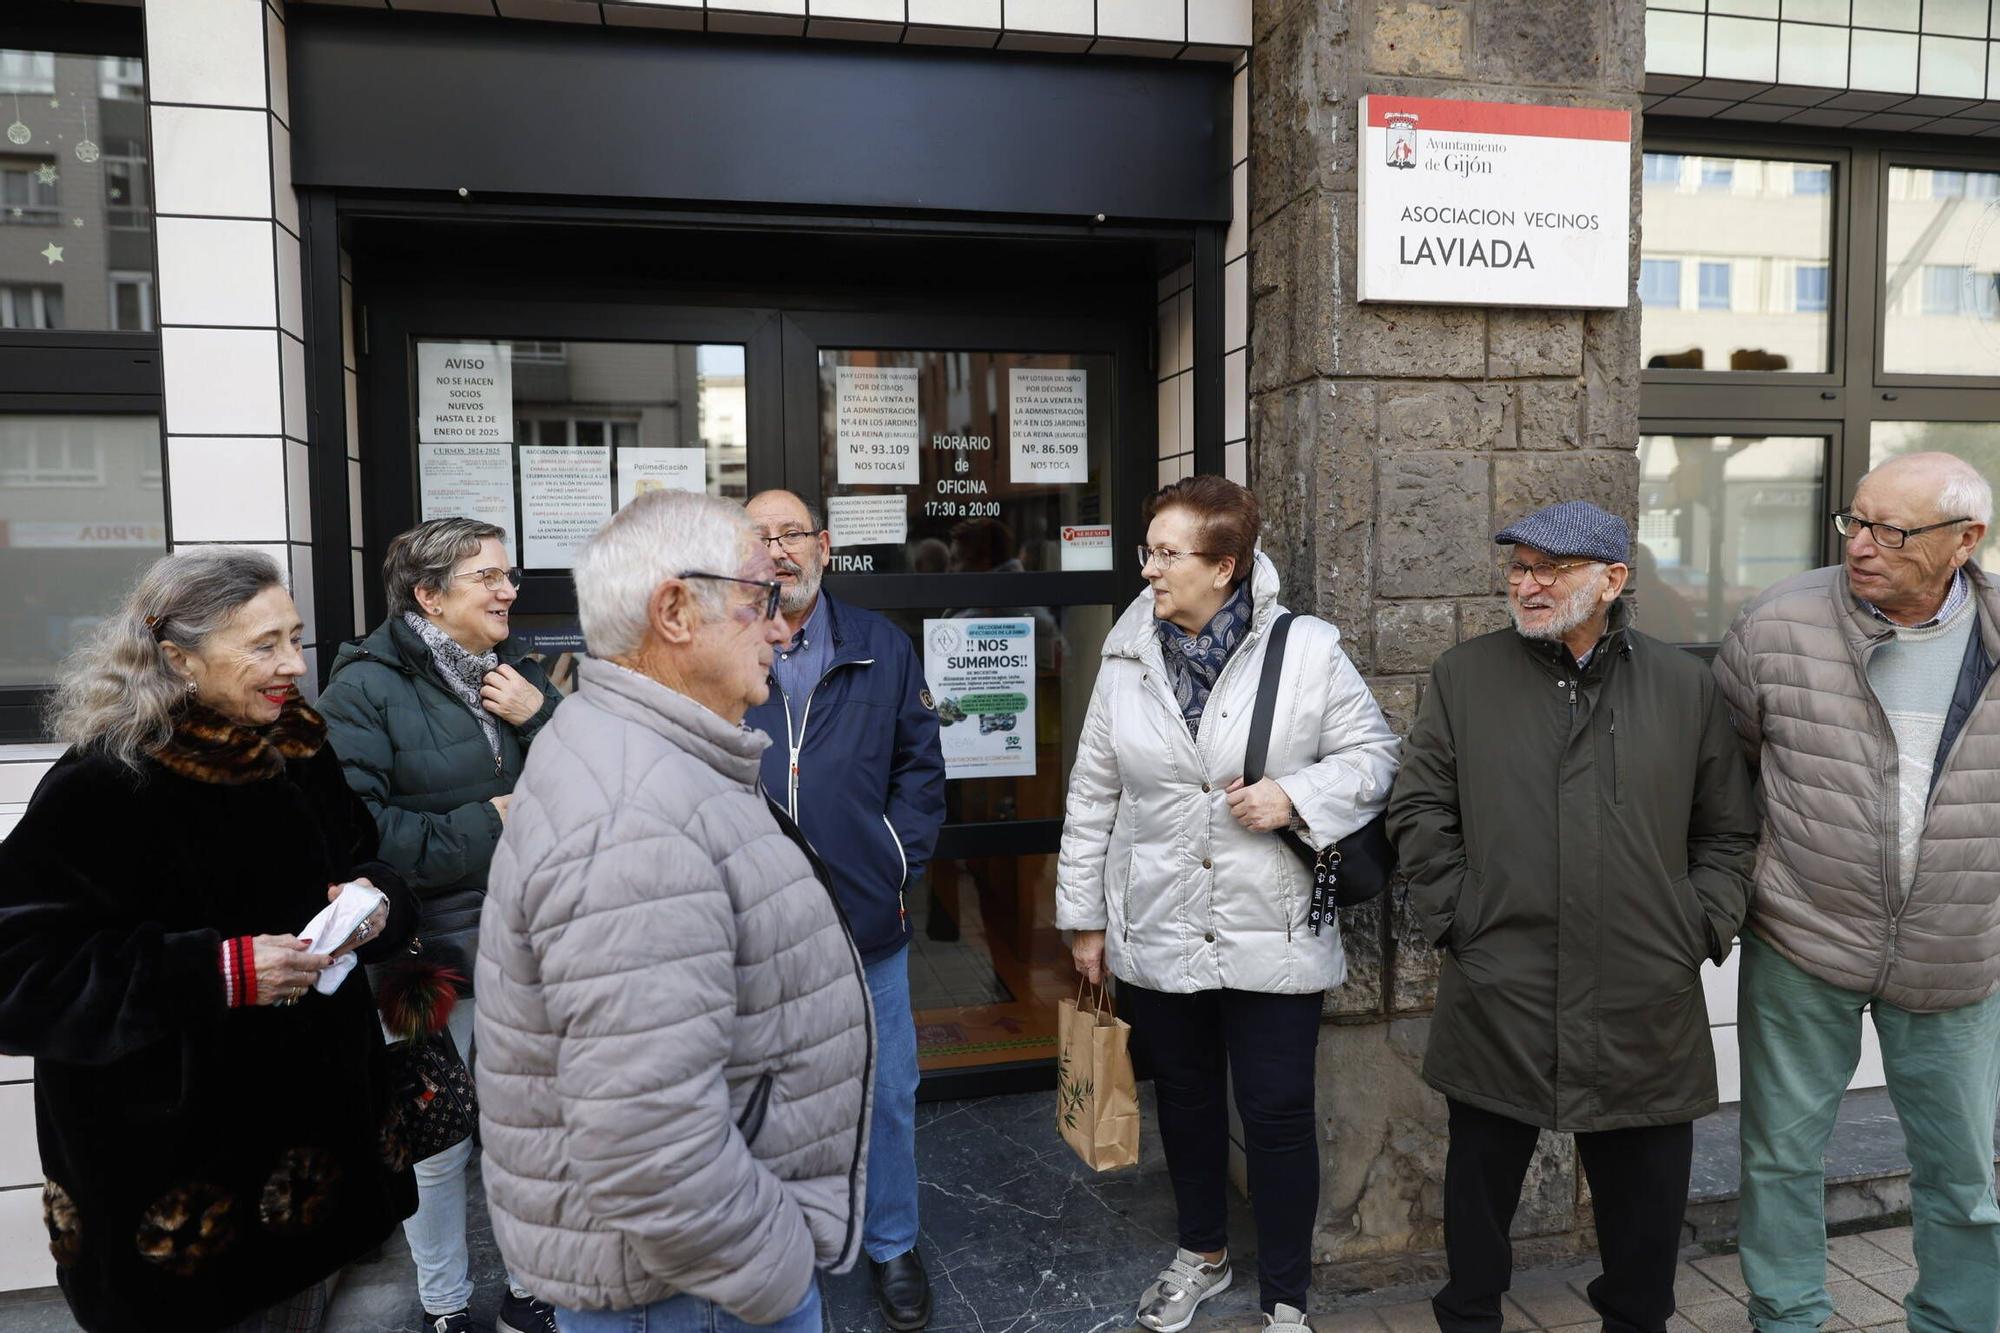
476, 490, 872, 1333
1715, 452, 2000, 1333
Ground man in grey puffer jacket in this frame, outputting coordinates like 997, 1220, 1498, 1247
1716, 452, 2000, 1333
476, 489, 872, 1333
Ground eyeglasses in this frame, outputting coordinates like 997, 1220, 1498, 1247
1137, 545, 1216, 572
757, 530, 821, 554
1503, 559, 1596, 588
452, 566, 523, 592
1830, 512, 1972, 550
679, 571, 784, 621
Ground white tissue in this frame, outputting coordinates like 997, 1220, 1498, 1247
299, 881, 387, 996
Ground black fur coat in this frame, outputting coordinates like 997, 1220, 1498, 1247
0, 698, 420, 1332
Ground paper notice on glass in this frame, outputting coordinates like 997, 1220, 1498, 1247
1059, 523, 1114, 571
419, 443, 518, 563
616, 447, 707, 507
417, 341, 513, 444
923, 618, 1036, 780
827, 493, 908, 548
519, 446, 611, 569
1009, 368, 1088, 484
836, 365, 921, 485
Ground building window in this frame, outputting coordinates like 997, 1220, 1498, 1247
1700, 160, 1735, 192
1921, 265, 1968, 316
0, 423, 105, 487
1699, 262, 1731, 311
0, 52, 56, 94
1794, 166, 1831, 196
0, 158, 60, 225
109, 271, 152, 332
509, 340, 568, 364
1795, 265, 1829, 314
1641, 258, 1681, 309
1644, 153, 1683, 188
1885, 165, 2000, 374
98, 56, 144, 101
103, 139, 149, 230
0, 282, 63, 329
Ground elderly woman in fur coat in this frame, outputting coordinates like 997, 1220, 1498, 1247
0, 549, 419, 1333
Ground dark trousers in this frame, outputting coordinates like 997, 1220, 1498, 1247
1116, 981, 1324, 1314
1433, 1099, 1695, 1333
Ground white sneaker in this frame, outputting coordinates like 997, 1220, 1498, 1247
1135, 1248, 1232, 1332
1265, 1302, 1312, 1333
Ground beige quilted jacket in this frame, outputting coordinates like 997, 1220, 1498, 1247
1715, 563, 2000, 1012
475, 658, 872, 1321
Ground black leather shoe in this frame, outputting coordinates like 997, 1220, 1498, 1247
871, 1248, 933, 1331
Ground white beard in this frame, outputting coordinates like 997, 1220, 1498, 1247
1510, 570, 1607, 643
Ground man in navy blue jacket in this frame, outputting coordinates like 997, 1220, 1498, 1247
743, 489, 947, 1331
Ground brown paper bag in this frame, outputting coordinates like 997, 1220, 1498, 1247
1055, 980, 1140, 1171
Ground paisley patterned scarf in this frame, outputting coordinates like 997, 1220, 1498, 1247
404, 611, 502, 761
1155, 579, 1254, 739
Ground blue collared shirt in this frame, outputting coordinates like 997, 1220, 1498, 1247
770, 595, 833, 746
1862, 567, 1969, 630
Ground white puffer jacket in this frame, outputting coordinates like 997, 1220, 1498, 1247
1056, 553, 1399, 994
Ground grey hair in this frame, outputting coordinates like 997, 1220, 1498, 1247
1862, 452, 1995, 527
574, 490, 753, 659
47, 549, 288, 772
382, 517, 508, 618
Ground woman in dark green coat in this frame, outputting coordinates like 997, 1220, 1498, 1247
317, 517, 562, 1333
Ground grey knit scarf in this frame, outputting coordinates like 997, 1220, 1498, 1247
404, 611, 501, 760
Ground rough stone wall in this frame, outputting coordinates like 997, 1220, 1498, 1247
1245, 0, 1646, 1264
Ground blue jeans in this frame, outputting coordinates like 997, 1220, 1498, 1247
864, 945, 921, 1262
555, 1282, 822, 1333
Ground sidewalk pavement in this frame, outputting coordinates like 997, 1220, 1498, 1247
0, 1089, 1931, 1332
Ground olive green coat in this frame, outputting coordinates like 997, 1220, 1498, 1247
1386, 603, 1759, 1131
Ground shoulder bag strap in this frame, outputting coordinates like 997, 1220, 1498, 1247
1241, 612, 1296, 786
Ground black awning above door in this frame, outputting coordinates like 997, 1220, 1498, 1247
286, 9, 1232, 225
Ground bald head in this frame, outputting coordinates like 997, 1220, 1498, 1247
1857, 452, 1994, 529
1845, 452, 1992, 624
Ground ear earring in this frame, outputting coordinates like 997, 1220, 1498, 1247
183, 678, 197, 696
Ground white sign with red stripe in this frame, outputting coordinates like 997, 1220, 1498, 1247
1358, 95, 1632, 309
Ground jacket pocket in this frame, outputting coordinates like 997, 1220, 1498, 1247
1671, 875, 1709, 964
735, 1072, 775, 1147
1450, 868, 1485, 952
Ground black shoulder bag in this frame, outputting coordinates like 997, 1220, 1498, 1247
1242, 612, 1397, 927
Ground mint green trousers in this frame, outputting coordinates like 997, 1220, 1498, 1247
1737, 935, 2000, 1333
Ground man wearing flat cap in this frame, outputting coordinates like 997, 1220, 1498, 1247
1387, 500, 1759, 1333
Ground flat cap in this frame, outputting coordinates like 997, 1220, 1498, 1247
1493, 500, 1630, 564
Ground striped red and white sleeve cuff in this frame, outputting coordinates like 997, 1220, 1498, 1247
219, 936, 257, 1008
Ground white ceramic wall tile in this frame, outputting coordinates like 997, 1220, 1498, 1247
1646, 8, 1708, 76
1850, 26, 1919, 90
1782, 0, 1848, 20
1991, 38, 2000, 93
1713, 1024, 1741, 1103
1711, 0, 1778, 15
1778, 21, 1851, 86
1925, 0, 1988, 35
1157, 263, 1192, 302
1004, 0, 1092, 35
0, 808, 21, 844
1708, 16, 1780, 80
1098, 0, 1182, 41
286, 438, 312, 543
1177, 371, 1193, 454
1852, 0, 1919, 27
1223, 439, 1246, 485
0, 1186, 55, 1292
271, 121, 300, 235
352, 548, 368, 634
168, 437, 288, 542
1156, 294, 1184, 376
163, 329, 283, 435
1188, 0, 1252, 46
1919, 33, 1988, 95
1224, 255, 1247, 352
282, 333, 308, 442
0, 758, 58, 806
155, 217, 277, 328
1231, 65, 1248, 166
173, 542, 292, 575
150, 106, 273, 218
348, 459, 364, 541
810, 0, 902, 17
0, 1052, 33, 1081
1223, 347, 1246, 442
1225, 162, 1247, 261
266, 3, 291, 126
146, 0, 270, 109
290, 544, 317, 643
1156, 374, 1180, 460
1175, 290, 1194, 378
909, 0, 1000, 25
277, 226, 303, 338
0, 1086, 38, 1187
1701, 947, 1740, 1025
713, 0, 808, 13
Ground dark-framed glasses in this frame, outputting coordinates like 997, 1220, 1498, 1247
1137, 545, 1215, 572
679, 571, 784, 621
757, 530, 821, 554
452, 566, 523, 591
1503, 559, 1596, 588
1830, 511, 1972, 550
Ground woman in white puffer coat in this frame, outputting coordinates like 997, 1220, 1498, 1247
1057, 475, 1398, 1333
